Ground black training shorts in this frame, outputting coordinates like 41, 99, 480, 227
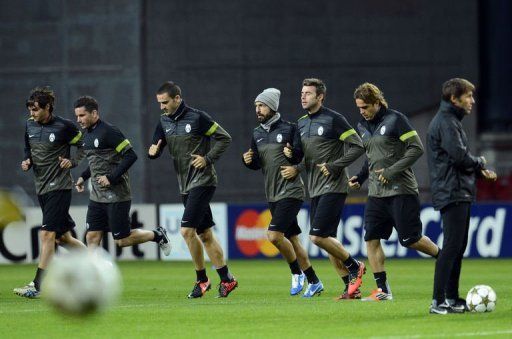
309, 193, 347, 237
363, 194, 422, 246
181, 186, 216, 234
268, 198, 303, 238
37, 190, 75, 238
86, 200, 131, 240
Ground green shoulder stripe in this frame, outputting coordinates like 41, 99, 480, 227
115, 139, 131, 153
339, 128, 356, 141
69, 131, 82, 145
298, 114, 308, 121
205, 122, 219, 136
399, 130, 418, 142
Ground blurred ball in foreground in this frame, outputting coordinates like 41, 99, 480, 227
42, 248, 122, 316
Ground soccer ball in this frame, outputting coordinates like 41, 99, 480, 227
42, 248, 122, 316
466, 285, 497, 313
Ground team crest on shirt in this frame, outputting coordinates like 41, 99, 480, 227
380, 126, 386, 135
185, 124, 191, 133
94, 138, 99, 148
318, 126, 324, 136
276, 133, 282, 143
49, 133, 55, 142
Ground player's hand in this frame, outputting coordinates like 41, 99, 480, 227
375, 168, 389, 184
21, 158, 31, 171
348, 176, 361, 190
148, 139, 163, 156
58, 156, 72, 169
75, 177, 85, 192
97, 175, 110, 187
479, 156, 487, 166
283, 143, 293, 159
191, 154, 207, 169
243, 149, 254, 165
317, 163, 330, 177
280, 165, 298, 180
481, 169, 497, 182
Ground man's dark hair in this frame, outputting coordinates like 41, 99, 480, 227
74, 96, 99, 113
26, 86, 55, 113
302, 78, 326, 98
442, 78, 475, 101
157, 81, 182, 98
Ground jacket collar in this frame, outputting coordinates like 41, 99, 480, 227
440, 100, 466, 121
169, 100, 187, 121
362, 105, 387, 126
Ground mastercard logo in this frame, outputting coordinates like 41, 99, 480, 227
235, 209, 280, 257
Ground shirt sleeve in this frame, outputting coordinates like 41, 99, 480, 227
325, 114, 365, 176
148, 121, 167, 159
108, 125, 132, 154
23, 122, 32, 162
242, 136, 262, 170
197, 111, 231, 164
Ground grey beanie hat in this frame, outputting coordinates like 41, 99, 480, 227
255, 88, 281, 112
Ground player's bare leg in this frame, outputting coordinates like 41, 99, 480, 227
86, 230, 104, 247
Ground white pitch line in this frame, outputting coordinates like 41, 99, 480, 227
370, 329, 512, 339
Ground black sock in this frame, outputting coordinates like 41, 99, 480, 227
342, 255, 359, 272
434, 247, 441, 259
152, 230, 162, 243
374, 271, 388, 293
216, 265, 233, 283
303, 266, 319, 284
196, 269, 208, 283
33, 267, 45, 291
342, 275, 349, 290
289, 260, 302, 275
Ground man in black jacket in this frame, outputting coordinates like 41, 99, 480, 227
14, 87, 86, 299
148, 81, 237, 298
350, 83, 440, 302
427, 78, 497, 314
242, 88, 321, 296
74, 96, 171, 255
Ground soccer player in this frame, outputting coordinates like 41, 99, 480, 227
427, 78, 497, 314
350, 82, 440, 301
242, 88, 321, 296
282, 78, 366, 298
148, 81, 237, 298
73, 96, 171, 254
14, 87, 86, 299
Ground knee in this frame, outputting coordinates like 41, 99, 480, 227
267, 231, 284, 246
198, 230, 213, 244
86, 232, 102, 247
309, 235, 323, 246
115, 239, 127, 247
180, 227, 196, 240
40, 231, 56, 243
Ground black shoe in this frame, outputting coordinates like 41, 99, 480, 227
429, 301, 459, 315
447, 297, 467, 313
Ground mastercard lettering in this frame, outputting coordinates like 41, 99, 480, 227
235, 209, 280, 257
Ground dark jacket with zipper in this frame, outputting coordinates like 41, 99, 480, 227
80, 119, 136, 203
294, 106, 365, 197
356, 106, 424, 197
24, 115, 83, 195
149, 100, 232, 194
426, 100, 484, 210
244, 117, 305, 202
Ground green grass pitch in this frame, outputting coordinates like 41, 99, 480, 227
1, 259, 510, 338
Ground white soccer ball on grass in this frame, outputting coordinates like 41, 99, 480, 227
466, 285, 497, 313
42, 248, 122, 316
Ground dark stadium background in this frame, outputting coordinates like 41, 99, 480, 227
1, 0, 510, 206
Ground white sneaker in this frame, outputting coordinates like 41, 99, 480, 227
290, 273, 305, 295
156, 226, 171, 256
13, 281, 40, 298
